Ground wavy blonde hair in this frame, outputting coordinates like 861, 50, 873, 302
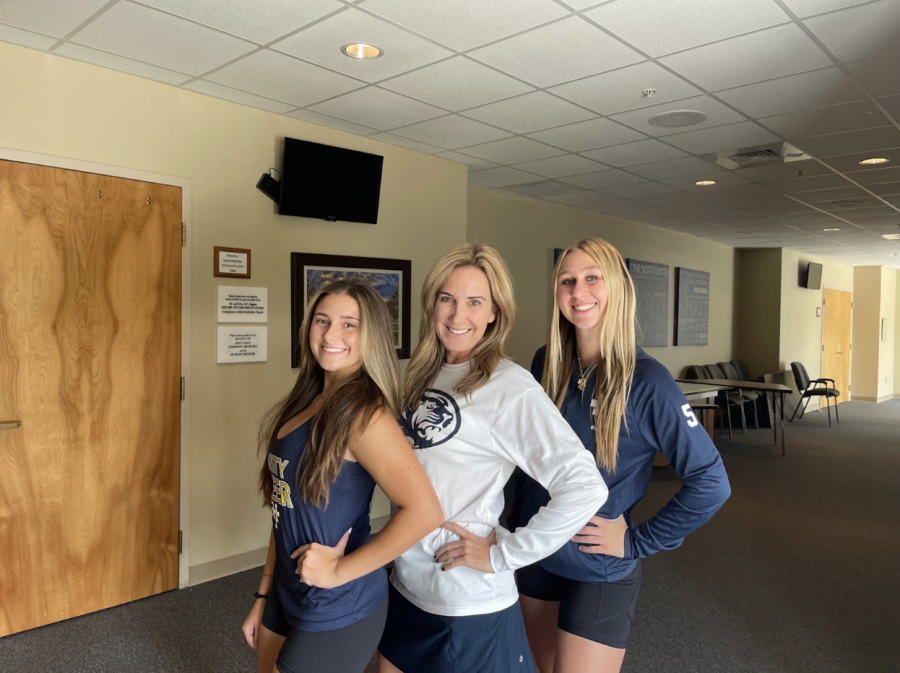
258, 279, 401, 509
542, 239, 636, 472
403, 243, 517, 410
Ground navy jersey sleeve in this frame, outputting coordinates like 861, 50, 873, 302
530, 346, 546, 383
625, 361, 731, 559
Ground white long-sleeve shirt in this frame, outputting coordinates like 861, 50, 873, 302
392, 358, 608, 617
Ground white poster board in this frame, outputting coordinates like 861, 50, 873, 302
217, 326, 267, 363
217, 286, 268, 323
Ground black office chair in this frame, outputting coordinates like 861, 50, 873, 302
789, 362, 841, 425
684, 365, 708, 380
718, 361, 759, 429
730, 360, 754, 381
703, 364, 747, 437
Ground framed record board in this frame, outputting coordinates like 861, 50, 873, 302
674, 267, 710, 346
626, 259, 669, 347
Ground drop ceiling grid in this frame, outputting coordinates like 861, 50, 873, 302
2, 0, 900, 263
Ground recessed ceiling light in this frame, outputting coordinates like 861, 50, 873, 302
859, 157, 889, 165
828, 200, 866, 209
341, 43, 383, 59
695, 180, 717, 186
823, 227, 841, 232
648, 110, 708, 128
883, 233, 900, 240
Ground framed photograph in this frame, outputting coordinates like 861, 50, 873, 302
214, 246, 251, 278
290, 252, 412, 367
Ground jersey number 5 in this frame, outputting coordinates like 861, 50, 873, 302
681, 404, 699, 428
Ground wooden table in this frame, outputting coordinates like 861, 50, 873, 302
676, 378, 792, 455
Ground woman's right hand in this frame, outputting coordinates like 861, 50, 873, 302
241, 599, 265, 650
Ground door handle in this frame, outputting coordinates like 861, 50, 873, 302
0, 420, 21, 430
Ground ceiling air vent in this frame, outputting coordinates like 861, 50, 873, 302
715, 142, 811, 170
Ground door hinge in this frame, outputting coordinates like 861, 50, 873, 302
822, 344, 824, 352
181, 223, 186, 247
178, 530, 183, 554
180, 377, 185, 401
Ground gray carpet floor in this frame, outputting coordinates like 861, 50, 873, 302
1, 400, 897, 673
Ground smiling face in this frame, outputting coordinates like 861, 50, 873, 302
433, 265, 496, 365
308, 292, 363, 379
556, 248, 609, 339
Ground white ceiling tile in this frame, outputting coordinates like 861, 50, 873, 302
760, 100, 891, 139
512, 154, 608, 178
845, 166, 900, 185
470, 16, 644, 88
0, 0, 109, 38
661, 171, 752, 190
795, 126, 900, 158
185, 80, 296, 113
544, 191, 621, 206
362, 0, 568, 51
272, 9, 452, 83
580, 139, 688, 167
287, 109, 379, 136
0, 23, 65, 50
208, 50, 363, 107
789, 186, 873, 203
560, 169, 647, 189
716, 68, 866, 118
505, 180, 581, 197
368, 132, 443, 154
728, 160, 833, 182
389, 115, 511, 149
309, 87, 446, 130
435, 151, 499, 172
821, 148, 900, 173
462, 92, 594, 134
136, 0, 342, 44
71, 2, 256, 76
599, 182, 680, 199
549, 61, 702, 116
627, 157, 722, 180
468, 166, 543, 187
804, 0, 900, 64
609, 95, 746, 137
762, 174, 850, 193
55, 43, 191, 84
585, 0, 789, 57
528, 118, 647, 152
664, 121, 780, 154
660, 24, 832, 92
847, 56, 900, 97
379, 57, 533, 111
459, 137, 566, 164
878, 94, 900, 120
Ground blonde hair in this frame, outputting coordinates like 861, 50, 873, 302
403, 243, 516, 410
542, 239, 636, 472
258, 279, 401, 509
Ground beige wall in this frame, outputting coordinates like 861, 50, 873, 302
896, 272, 900, 398
734, 249, 783, 377
851, 266, 883, 400
879, 268, 896, 400
465, 187, 736, 376
0, 43, 468, 575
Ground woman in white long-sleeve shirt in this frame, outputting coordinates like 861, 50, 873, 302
377, 243, 608, 673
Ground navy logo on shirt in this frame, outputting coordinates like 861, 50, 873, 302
401, 388, 461, 449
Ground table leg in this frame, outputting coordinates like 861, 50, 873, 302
780, 392, 786, 457
769, 392, 777, 446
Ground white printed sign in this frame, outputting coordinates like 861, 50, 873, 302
217, 326, 267, 363
218, 250, 248, 275
217, 286, 268, 323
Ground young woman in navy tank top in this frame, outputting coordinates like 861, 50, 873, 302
510, 239, 731, 673
242, 279, 443, 673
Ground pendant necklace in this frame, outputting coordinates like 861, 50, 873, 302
576, 351, 594, 391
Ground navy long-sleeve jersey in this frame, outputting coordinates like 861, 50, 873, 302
509, 346, 731, 583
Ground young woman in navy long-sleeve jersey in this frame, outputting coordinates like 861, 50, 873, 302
510, 238, 732, 673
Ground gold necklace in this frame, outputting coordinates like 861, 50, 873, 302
576, 352, 594, 391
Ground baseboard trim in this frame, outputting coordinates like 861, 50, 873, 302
877, 394, 893, 403
189, 547, 267, 586
188, 515, 392, 587
853, 396, 877, 402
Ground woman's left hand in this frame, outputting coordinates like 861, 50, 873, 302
572, 515, 628, 558
290, 528, 351, 589
435, 522, 496, 574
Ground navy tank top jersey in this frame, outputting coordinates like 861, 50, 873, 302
268, 419, 387, 632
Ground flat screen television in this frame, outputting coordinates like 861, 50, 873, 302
279, 138, 384, 224
805, 262, 823, 290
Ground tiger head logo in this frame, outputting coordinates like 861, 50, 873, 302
401, 389, 461, 449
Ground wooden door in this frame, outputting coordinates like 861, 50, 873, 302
0, 160, 182, 636
822, 288, 852, 404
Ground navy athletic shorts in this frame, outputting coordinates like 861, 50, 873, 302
378, 583, 533, 673
262, 581, 387, 673
517, 561, 641, 650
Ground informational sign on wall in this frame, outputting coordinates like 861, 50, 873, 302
217, 286, 267, 323
626, 259, 669, 347
216, 326, 267, 363
674, 268, 710, 346
214, 246, 251, 278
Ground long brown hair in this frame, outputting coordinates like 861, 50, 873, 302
403, 243, 517, 410
542, 239, 636, 472
258, 279, 401, 509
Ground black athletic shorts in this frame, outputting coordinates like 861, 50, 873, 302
262, 583, 387, 673
517, 561, 641, 650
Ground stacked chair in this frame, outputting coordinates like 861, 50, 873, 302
684, 365, 745, 439
718, 361, 760, 430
